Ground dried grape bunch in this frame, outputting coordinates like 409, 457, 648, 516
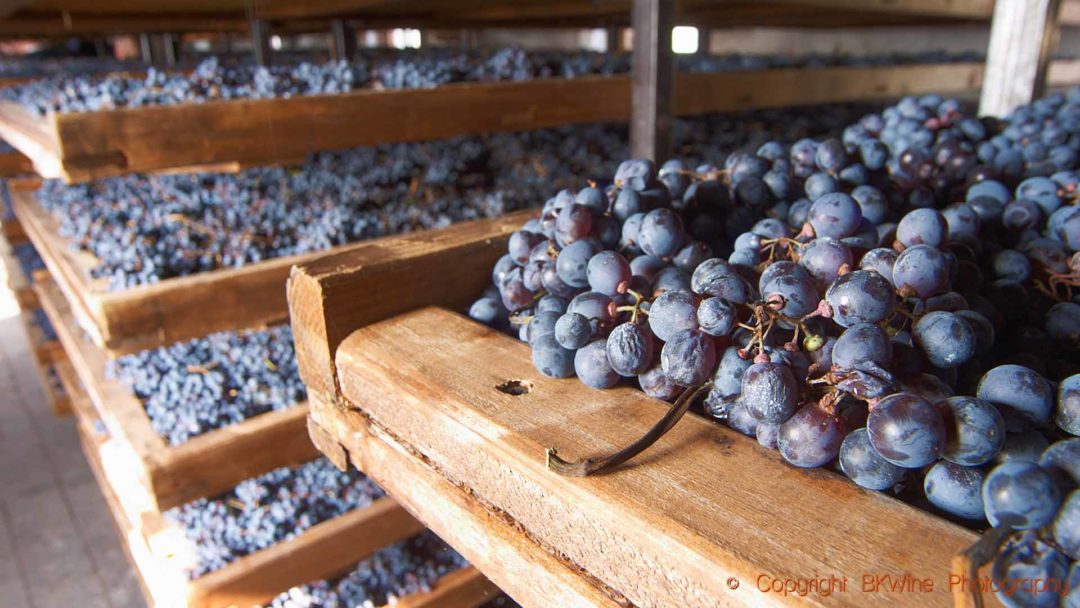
472, 87, 1080, 605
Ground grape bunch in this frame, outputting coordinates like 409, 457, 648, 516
264, 531, 468, 608
472, 88, 1080, 605
106, 325, 305, 445
166, 457, 384, 578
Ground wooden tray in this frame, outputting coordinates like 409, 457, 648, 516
0, 63, 987, 183
36, 277, 319, 511
63, 356, 496, 608
287, 224, 1000, 608
13, 185, 533, 355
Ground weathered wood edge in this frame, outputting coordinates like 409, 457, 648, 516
307, 392, 626, 608
287, 209, 530, 400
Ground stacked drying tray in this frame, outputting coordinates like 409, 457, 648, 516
292, 85, 1080, 608
18, 125, 568, 605
0, 179, 68, 414
0, 46, 1012, 183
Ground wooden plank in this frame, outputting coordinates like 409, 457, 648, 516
0, 63, 991, 183
15, 188, 529, 354
287, 210, 529, 401
675, 63, 985, 115
35, 277, 319, 510
327, 307, 988, 608
979, 0, 1063, 117
308, 395, 624, 608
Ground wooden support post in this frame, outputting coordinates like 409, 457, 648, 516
979, 0, 1062, 117
138, 33, 153, 65
161, 34, 178, 67
138, 34, 174, 67
630, 0, 674, 161
605, 26, 621, 52
329, 19, 357, 62
697, 26, 711, 55
250, 19, 273, 67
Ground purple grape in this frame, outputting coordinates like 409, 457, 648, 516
606, 323, 653, 377
740, 362, 799, 424
867, 392, 945, 468
777, 403, 845, 468
983, 461, 1062, 529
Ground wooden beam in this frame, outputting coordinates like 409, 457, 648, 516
250, 18, 273, 66
630, 0, 674, 161
329, 18, 357, 61
979, 0, 1062, 117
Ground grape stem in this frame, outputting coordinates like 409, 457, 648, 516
545, 381, 713, 477
951, 524, 1015, 608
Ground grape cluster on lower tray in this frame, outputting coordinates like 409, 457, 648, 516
264, 531, 468, 608
0, 48, 987, 116
472, 88, 1080, 607
37, 102, 880, 291
165, 457, 383, 578
106, 325, 304, 445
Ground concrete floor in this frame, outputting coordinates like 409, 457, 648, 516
0, 283, 147, 607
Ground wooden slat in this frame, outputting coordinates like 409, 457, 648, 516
1047, 57, 1080, 88
288, 211, 529, 401
322, 307, 988, 608
0, 63, 994, 183
14, 188, 531, 354
35, 277, 319, 510
308, 396, 623, 608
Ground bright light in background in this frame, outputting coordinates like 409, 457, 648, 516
270, 35, 283, 50
672, 26, 699, 54
584, 28, 607, 52
390, 29, 422, 49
